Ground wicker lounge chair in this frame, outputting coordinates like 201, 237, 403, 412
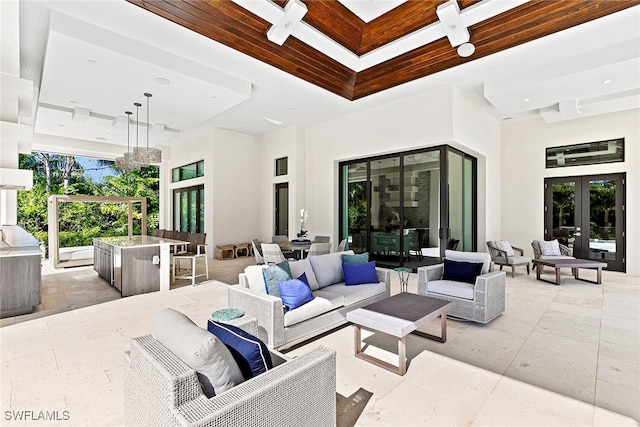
124, 334, 337, 427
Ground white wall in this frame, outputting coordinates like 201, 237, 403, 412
256, 126, 306, 242
299, 85, 501, 248
165, 127, 259, 253
501, 109, 640, 275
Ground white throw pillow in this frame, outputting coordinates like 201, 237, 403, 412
540, 239, 561, 256
495, 240, 515, 257
288, 258, 320, 290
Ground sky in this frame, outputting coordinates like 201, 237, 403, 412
76, 157, 115, 183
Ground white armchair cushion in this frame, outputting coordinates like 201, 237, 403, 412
427, 279, 475, 300
283, 293, 343, 327
322, 282, 387, 305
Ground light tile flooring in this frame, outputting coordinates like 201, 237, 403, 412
1, 259, 639, 426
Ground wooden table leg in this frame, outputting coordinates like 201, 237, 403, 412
536, 263, 542, 280
597, 267, 602, 284
398, 336, 407, 376
440, 313, 447, 342
555, 268, 561, 285
353, 324, 361, 357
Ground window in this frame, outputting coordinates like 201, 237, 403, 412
173, 185, 204, 233
546, 138, 624, 168
275, 157, 288, 176
172, 160, 205, 182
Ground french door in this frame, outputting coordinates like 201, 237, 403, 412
544, 173, 625, 272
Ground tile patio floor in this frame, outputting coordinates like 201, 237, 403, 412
1, 257, 638, 426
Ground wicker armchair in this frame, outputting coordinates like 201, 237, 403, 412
531, 240, 574, 259
417, 250, 506, 324
124, 334, 337, 427
486, 241, 531, 277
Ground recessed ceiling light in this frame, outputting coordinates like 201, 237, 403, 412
602, 79, 612, 85
153, 77, 171, 86
70, 100, 77, 104
263, 116, 284, 125
523, 98, 531, 102
87, 59, 97, 64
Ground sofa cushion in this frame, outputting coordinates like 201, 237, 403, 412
262, 261, 291, 297
444, 250, 491, 274
289, 258, 320, 291
207, 320, 273, 380
443, 259, 483, 284
279, 278, 314, 311
283, 293, 343, 327
322, 281, 387, 305
243, 265, 268, 294
540, 239, 562, 256
152, 308, 244, 397
342, 252, 369, 264
427, 279, 475, 300
342, 261, 379, 285
494, 240, 515, 256
506, 255, 531, 265
309, 250, 354, 288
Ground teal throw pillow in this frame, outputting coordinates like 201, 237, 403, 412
262, 261, 291, 297
342, 252, 369, 264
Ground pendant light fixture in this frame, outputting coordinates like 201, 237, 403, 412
115, 111, 141, 171
133, 92, 162, 164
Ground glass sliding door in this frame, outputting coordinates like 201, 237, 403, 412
371, 157, 401, 268
443, 148, 476, 254
341, 162, 369, 254
339, 145, 474, 270
402, 152, 440, 265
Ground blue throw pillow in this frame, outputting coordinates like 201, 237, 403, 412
207, 320, 273, 380
342, 261, 379, 285
296, 272, 310, 287
279, 278, 314, 311
342, 252, 369, 264
262, 261, 291, 297
442, 259, 483, 284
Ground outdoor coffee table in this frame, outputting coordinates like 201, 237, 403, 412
346, 293, 451, 375
532, 258, 606, 285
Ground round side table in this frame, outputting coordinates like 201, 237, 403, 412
211, 308, 245, 322
394, 267, 412, 293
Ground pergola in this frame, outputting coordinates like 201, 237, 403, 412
47, 195, 147, 268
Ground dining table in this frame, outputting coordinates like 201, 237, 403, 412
277, 240, 312, 259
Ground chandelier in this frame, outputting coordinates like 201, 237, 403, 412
115, 93, 162, 171
114, 111, 140, 171
132, 93, 162, 165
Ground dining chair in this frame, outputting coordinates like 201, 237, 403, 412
336, 239, 347, 252
307, 242, 331, 257
261, 243, 287, 264
251, 239, 265, 265
271, 236, 296, 259
312, 236, 331, 243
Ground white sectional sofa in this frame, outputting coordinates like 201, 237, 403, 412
228, 250, 391, 350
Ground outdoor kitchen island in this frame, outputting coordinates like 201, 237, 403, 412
93, 235, 187, 297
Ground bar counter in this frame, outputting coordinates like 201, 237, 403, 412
93, 236, 187, 297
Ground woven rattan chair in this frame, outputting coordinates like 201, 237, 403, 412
486, 240, 531, 277
312, 235, 331, 243
251, 239, 264, 265
261, 243, 287, 264
306, 242, 331, 257
124, 334, 337, 427
336, 239, 347, 252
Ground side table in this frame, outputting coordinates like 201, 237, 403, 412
394, 267, 412, 293
211, 308, 258, 336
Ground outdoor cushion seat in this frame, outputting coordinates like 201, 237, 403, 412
322, 281, 387, 305
283, 293, 344, 327
426, 279, 475, 300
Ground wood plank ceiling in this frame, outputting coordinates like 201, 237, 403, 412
127, 0, 639, 101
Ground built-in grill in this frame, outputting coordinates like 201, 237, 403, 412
0, 225, 42, 318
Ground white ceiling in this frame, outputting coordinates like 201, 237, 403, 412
15, 0, 640, 153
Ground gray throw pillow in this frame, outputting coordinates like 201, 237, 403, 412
152, 308, 245, 397
262, 261, 291, 297
309, 250, 354, 288
288, 258, 320, 290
